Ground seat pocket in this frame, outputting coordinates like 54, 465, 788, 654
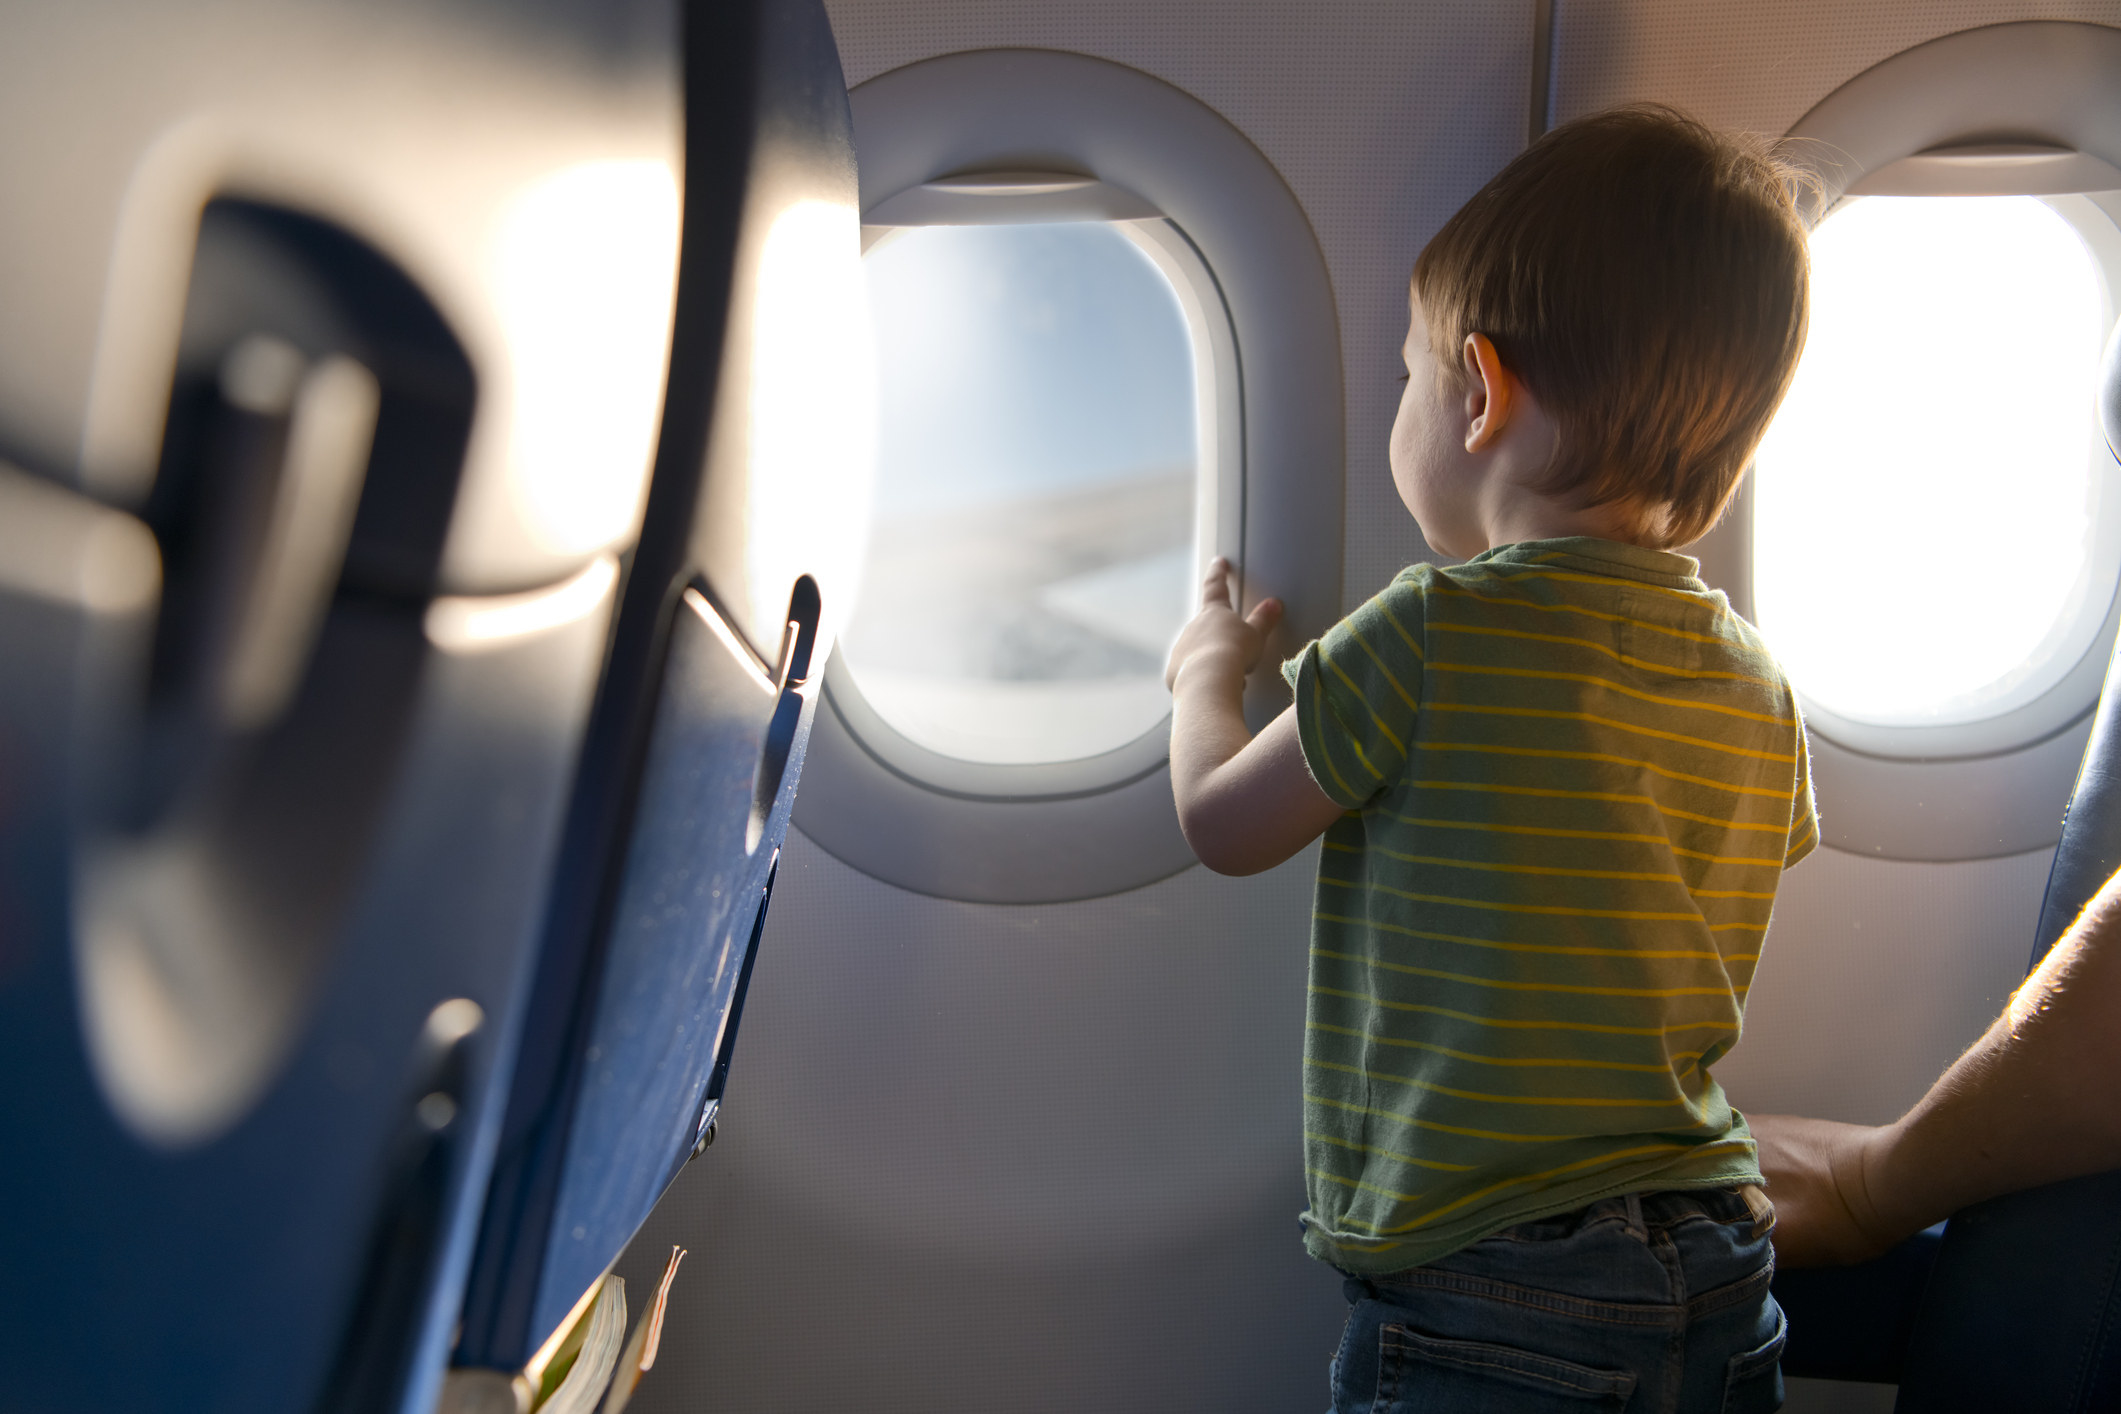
1722, 1306, 1788, 1414
1376, 1323, 1636, 1412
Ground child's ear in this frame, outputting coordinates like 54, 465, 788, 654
1462, 333, 1515, 452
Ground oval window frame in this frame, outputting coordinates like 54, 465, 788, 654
1699, 20, 2121, 862
794, 48, 1343, 903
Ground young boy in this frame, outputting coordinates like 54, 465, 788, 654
1164, 105, 1816, 1410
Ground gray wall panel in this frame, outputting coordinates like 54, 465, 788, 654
612, 828, 1344, 1412
1551, 0, 2121, 133
1717, 847, 2053, 1128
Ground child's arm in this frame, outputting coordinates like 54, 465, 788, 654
1165, 558, 1345, 875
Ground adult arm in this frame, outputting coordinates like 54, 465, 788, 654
1165, 558, 1345, 875
1753, 865, 2121, 1267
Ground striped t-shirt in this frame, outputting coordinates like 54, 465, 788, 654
1281, 536, 1816, 1273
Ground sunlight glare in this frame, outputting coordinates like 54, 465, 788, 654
493, 159, 681, 560
1753, 195, 2107, 724
745, 198, 875, 651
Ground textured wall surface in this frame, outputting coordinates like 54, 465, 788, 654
1551, 0, 2121, 133
615, 834, 1340, 1412
1717, 847, 2052, 1127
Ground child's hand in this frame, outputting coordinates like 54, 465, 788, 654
1163, 559, 1335, 874
1165, 557, 1283, 694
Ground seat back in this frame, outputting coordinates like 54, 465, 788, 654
0, 2, 863, 1408
453, 0, 862, 1373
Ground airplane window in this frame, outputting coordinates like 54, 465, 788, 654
1753, 194, 2117, 730
796, 47, 1339, 901
841, 221, 1198, 765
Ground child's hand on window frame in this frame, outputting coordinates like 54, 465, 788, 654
1165, 556, 1282, 696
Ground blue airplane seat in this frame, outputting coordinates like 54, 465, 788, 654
0, 1, 863, 1410
452, 0, 859, 1375
1777, 326, 2121, 1407
1773, 1224, 1945, 1382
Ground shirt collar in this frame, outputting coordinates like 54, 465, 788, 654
1463, 537, 1706, 591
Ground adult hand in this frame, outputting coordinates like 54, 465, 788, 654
1165, 557, 1282, 694
1752, 1113, 1898, 1268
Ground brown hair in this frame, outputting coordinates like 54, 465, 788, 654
1411, 104, 1811, 549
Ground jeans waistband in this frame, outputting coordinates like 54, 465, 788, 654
1342, 1184, 1773, 1293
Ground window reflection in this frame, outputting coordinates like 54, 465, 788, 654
844, 222, 1199, 764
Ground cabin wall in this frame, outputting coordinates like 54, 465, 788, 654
612, 4, 2121, 1410
1551, 0, 2121, 135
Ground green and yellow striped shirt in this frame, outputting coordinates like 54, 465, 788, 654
1281, 537, 1816, 1273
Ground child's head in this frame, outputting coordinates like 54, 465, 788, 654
1410, 104, 1810, 550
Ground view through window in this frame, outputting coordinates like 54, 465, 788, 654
1753, 194, 2113, 727
842, 221, 1199, 764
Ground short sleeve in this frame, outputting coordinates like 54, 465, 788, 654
1784, 714, 1819, 870
1279, 574, 1427, 809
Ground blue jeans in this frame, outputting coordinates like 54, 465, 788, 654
1328, 1188, 1785, 1413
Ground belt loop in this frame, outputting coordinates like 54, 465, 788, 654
1342, 1273, 1380, 1305
1739, 1183, 1776, 1239
1624, 1190, 1646, 1239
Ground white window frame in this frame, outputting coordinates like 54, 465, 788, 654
794, 48, 1342, 903
1697, 20, 2121, 862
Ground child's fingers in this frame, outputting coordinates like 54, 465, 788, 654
1245, 597, 1284, 634
1199, 556, 1234, 610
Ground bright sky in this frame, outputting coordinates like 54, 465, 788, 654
1753, 194, 2109, 725
864, 221, 1196, 519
